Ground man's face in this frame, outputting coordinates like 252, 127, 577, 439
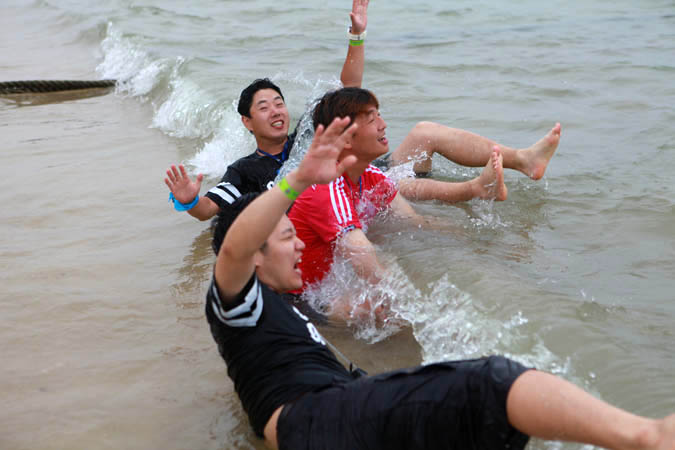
243, 88, 290, 144
256, 215, 305, 292
349, 106, 388, 160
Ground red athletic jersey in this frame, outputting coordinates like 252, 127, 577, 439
289, 165, 398, 291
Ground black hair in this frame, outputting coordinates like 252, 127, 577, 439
211, 193, 261, 255
312, 87, 379, 130
237, 78, 285, 118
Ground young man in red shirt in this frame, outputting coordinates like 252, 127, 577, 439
289, 88, 513, 298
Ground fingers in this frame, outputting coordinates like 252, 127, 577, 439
166, 165, 178, 183
335, 155, 358, 175
166, 164, 201, 192
179, 164, 189, 180
307, 117, 357, 161
349, 0, 368, 32
322, 116, 352, 139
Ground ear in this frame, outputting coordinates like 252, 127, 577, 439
342, 133, 353, 151
252, 249, 264, 268
241, 115, 253, 133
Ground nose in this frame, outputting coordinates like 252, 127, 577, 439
295, 236, 305, 251
378, 115, 387, 130
271, 103, 285, 117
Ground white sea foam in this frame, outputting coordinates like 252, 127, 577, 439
97, 22, 224, 143
305, 260, 585, 389
152, 75, 223, 139
97, 23, 179, 99
186, 102, 256, 178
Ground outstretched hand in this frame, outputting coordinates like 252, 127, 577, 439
296, 117, 358, 186
349, 0, 369, 35
164, 164, 203, 204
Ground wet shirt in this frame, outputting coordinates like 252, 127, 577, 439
205, 131, 297, 208
288, 165, 398, 291
205, 273, 352, 437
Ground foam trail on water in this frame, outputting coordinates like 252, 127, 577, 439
97, 22, 227, 145
305, 256, 592, 395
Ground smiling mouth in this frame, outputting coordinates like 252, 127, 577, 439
271, 120, 284, 129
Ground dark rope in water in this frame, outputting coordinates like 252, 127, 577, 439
0, 80, 117, 94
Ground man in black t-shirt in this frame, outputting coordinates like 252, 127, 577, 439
164, 0, 370, 223
207, 115, 675, 450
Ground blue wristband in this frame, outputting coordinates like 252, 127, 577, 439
169, 193, 199, 211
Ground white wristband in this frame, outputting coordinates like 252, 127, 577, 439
348, 29, 367, 41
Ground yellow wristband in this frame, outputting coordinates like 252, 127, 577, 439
349, 39, 364, 46
278, 177, 300, 201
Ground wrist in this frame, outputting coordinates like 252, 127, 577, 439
169, 193, 200, 211
284, 171, 310, 195
348, 27, 367, 42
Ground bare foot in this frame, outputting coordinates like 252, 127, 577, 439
473, 146, 507, 201
518, 123, 561, 180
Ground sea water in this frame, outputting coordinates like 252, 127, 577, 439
2, 0, 674, 449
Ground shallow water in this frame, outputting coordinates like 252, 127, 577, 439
2, 0, 674, 449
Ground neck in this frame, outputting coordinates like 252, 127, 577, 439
344, 160, 370, 183
255, 136, 287, 155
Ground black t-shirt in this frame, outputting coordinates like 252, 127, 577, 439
205, 131, 297, 208
205, 273, 352, 437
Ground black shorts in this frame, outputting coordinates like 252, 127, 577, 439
277, 356, 531, 450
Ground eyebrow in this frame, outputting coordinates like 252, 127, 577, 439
280, 226, 295, 237
256, 96, 283, 107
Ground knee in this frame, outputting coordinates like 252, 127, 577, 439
409, 121, 438, 139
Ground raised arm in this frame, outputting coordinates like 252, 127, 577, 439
215, 118, 358, 299
340, 0, 369, 88
164, 164, 220, 221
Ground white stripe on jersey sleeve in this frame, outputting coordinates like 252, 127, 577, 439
208, 182, 242, 205
210, 277, 263, 327
328, 180, 343, 225
335, 178, 352, 222
364, 164, 384, 175
340, 180, 353, 222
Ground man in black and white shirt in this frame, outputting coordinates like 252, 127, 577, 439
164, 0, 370, 222
206, 115, 675, 450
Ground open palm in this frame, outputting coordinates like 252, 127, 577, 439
349, 0, 369, 34
164, 164, 203, 204
298, 118, 357, 185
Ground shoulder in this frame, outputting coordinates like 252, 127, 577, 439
364, 164, 388, 181
207, 274, 264, 328
230, 151, 265, 169
292, 177, 351, 210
